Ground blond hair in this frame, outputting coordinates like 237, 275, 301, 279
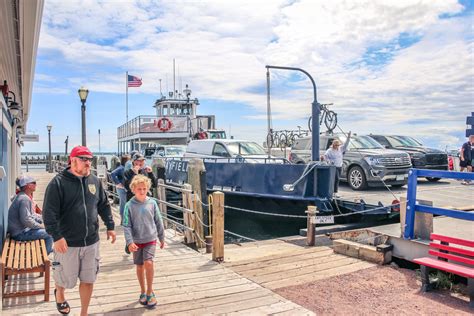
130, 174, 151, 191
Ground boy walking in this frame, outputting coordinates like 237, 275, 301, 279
123, 175, 165, 307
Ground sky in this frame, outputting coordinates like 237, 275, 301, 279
24, 0, 473, 153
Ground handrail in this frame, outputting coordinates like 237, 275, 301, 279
404, 168, 474, 239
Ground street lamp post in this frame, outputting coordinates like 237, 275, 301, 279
47, 125, 52, 173
78, 87, 89, 146
98, 129, 101, 153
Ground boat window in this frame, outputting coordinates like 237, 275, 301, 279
227, 142, 266, 156
156, 105, 162, 116
348, 136, 384, 150
212, 143, 230, 157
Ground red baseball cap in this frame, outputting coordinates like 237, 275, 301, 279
68, 146, 93, 164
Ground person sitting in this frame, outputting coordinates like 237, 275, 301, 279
7, 175, 53, 254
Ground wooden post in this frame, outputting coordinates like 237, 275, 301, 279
306, 205, 318, 246
212, 191, 224, 262
187, 159, 206, 248
157, 179, 168, 228
182, 184, 196, 245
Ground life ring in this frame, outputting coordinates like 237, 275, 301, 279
157, 118, 172, 132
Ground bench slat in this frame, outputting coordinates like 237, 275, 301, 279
1, 238, 10, 265
40, 239, 49, 263
414, 257, 474, 278
26, 242, 32, 269
31, 240, 38, 267
13, 242, 21, 269
429, 250, 474, 266
19, 243, 25, 270
430, 242, 474, 258
431, 234, 474, 248
7, 239, 15, 268
35, 240, 43, 266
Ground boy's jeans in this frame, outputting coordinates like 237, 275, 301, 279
117, 187, 127, 223
14, 228, 53, 254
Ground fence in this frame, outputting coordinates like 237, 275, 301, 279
404, 168, 474, 239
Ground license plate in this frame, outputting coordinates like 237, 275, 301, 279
396, 175, 405, 181
315, 216, 335, 224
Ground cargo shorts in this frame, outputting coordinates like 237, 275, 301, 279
52, 242, 101, 289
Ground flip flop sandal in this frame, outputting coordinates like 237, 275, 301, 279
54, 289, 71, 315
146, 292, 157, 307
139, 293, 147, 305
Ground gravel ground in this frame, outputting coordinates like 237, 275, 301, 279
275, 265, 471, 315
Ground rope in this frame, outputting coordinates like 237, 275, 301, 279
224, 204, 308, 219
152, 197, 194, 214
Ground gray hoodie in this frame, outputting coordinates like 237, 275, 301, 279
8, 192, 43, 237
123, 197, 164, 245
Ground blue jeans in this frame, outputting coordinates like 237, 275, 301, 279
117, 187, 127, 224
13, 228, 53, 254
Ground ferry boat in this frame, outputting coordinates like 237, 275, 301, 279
117, 85, 226, 154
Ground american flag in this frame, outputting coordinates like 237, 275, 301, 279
128, 75, 142, 87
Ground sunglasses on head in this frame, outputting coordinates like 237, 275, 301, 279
76, 156, 93, 162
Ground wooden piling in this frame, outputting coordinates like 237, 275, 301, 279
187, 159, 207, 248
157, 179, 168, 228
306, 205, 318, 246
182, 183, 196, 245
212, 191, 224, 262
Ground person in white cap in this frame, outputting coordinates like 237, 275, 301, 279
7, 175, 53, 254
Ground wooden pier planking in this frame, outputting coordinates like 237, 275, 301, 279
3, 169, 386, 315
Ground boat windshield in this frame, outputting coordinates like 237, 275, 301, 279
388, 136, 422, 147
227, 142, 266, 156
348, 136, 384, 150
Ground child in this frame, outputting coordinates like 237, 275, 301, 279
123, 174, 165, 307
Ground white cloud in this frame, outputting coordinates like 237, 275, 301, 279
31, 0, 472, 150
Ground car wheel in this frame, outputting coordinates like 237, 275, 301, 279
426, 177, 441, 182
348, 166, 368, 190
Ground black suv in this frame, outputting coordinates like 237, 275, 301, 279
368, 135, 448, 182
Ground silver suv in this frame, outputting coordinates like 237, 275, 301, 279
290, 134, 412, 190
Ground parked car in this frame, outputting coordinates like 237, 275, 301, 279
367, 135, 448, 182
290, 134, 412, 190
184, 139, 284, 163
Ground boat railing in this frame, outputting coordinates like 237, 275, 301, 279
404, 168, 474, 239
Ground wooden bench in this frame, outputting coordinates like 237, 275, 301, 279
1, 238, 50, 301
413, 233, 473, 308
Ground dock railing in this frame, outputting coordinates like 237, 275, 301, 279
404, 168, 474, 239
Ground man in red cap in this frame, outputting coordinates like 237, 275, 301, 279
43, 145, 116, 315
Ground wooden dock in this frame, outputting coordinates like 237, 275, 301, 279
2, 170, 383, 315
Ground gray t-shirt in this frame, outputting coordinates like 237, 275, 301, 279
123, 197, 165, 245
324, 136, 351, 167
7, 192, 43, 237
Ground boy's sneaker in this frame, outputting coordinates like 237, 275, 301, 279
125, 245, 130, 254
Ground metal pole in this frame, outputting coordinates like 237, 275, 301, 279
98, 129, 101, 153
65, 136, 68, 156
266, 68, 272, 156
126, 71, 129, 123
81, 100, 87, 146
266, 65, 320, 161
48, 130, 52, 173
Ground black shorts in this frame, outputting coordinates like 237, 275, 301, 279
460, 159, 472, 168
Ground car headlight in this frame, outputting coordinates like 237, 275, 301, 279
364, 156, 383, 166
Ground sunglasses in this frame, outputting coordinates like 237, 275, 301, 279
76, 156, 93, 162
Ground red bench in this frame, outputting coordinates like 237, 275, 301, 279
413, 233, 473, 308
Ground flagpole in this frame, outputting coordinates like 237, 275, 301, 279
126, 71, 129, 123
